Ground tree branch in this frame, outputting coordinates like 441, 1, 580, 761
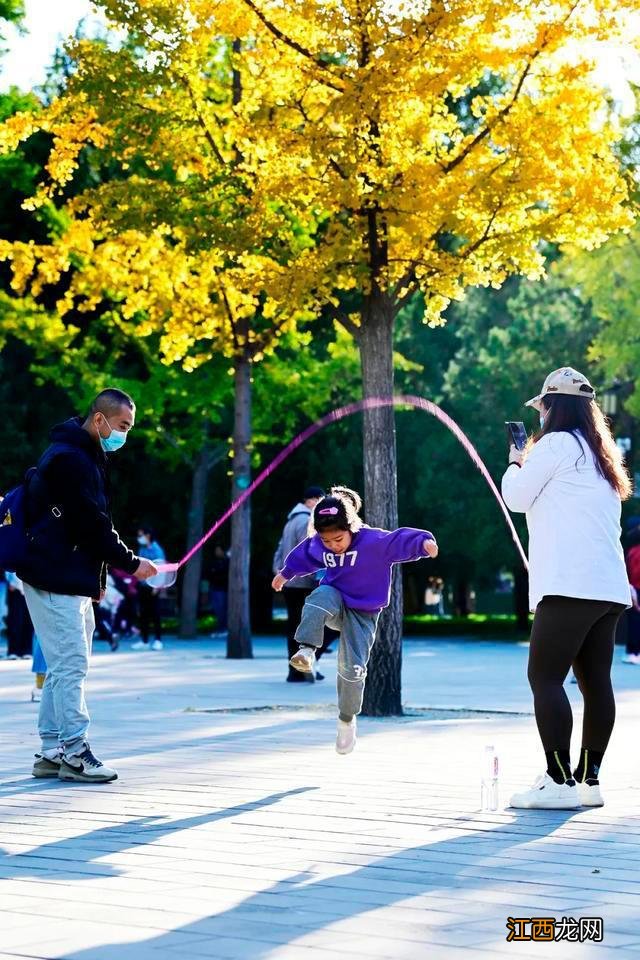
179, 75, 226, 167
205, 443, 228, 471
239, 0, 345, 93
322, 302, 361, 341
158, 430, 194, 467
442, 56, 536, 175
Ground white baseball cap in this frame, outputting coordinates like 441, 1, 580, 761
525, 367, 595, 408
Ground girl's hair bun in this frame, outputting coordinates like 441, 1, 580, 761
312, 485, 363, 534
329, 486, 362, 513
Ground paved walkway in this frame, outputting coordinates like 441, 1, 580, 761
1, 635, 640, 959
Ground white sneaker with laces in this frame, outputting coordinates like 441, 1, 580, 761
289, 646, 316, 674
58, 744, 118, 783
509, 772, 580, 809
151, 639, 163, 651
576, 780, 604, 807
336, 717, 357, 755
131, 640, 149, 651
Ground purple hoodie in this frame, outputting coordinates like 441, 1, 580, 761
280, 525, 435, 613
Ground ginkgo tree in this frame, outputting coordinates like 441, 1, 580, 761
218, 0, 637, 714
0, 23, 333, 658
1, 0, 638, 712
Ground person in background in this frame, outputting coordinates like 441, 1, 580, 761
208, 544, 229, 638
273, 485, 332, 683
111, 567, 140, 640
93, 573, 123, 651
622, 519, 640, 664
31, 635, 47, 703
5, 571, 33, 659
502, 367, 631, 810
132, 525, 166, 651
424, 576, 445, 616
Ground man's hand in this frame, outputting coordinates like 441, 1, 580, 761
424, 538, 438, 558
509, 444, 524, 466
135, 558, 158, 580
98, 589, 106, 603
272, 573, 287, 592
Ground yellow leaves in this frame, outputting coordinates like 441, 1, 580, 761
0, 111, 40, 154
1, 0, 637, 355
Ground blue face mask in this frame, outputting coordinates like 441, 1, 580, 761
99, 416, 128, 453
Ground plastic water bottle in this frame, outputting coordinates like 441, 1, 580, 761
481, 745, 499, 811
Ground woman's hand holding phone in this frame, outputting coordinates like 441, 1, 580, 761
509, 444, 524, 466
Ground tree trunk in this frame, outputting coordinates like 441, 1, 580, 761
360, 290, 403, 716
227, 353, 253, 658
179, 446, 211, 638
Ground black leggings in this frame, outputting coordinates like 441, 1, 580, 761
138, 586, 161, 642
528, 595, 625, 754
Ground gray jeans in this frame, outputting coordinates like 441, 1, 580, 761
294, 584, 379, 717
23, 584, 94, 755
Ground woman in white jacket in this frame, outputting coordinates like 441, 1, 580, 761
502, 367, 631, 810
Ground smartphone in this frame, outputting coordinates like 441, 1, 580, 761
505, 421, 528, 450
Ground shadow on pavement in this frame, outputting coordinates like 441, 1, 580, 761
0, 787, 316, 882
61, 812, 588, 959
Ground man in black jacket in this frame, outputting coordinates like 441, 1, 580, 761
20, 388, 157, 784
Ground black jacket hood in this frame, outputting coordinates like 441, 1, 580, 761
49, 417, 104, 462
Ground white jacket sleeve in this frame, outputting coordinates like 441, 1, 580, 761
501, 437, 559, 513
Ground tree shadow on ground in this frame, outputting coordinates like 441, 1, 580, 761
0, 787, 316, 882
61, 811, 594, 959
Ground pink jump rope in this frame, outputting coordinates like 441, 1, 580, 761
152, 395, 527, 586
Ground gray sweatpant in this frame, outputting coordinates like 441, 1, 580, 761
294, 585, 379, 717
23, 583, 94, 755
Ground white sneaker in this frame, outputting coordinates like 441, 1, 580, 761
509, 772, 580, 809
336, 717, 357, 755
289, 645, 316, 674
151, 639, 163, 651
58, 744, 118, 783
622, 653, 640, 664
576, 780, 604, 807
30, 687, 42, 703
131, 640, 149, 651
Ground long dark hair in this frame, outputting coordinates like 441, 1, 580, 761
312, 486, 363, 534
533, 395, 631, 499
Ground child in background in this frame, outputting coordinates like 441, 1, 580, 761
5, 571, 33, 659
272, 486, 438, 755
132, 525, 166, 651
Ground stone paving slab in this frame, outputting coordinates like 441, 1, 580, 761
1, 635, 639, 959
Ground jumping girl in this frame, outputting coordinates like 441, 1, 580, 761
272, 486, 438, 755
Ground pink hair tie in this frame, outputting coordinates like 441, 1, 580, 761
318, 507, 339, 515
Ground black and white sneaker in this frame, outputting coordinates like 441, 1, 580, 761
32, 748, 62, 779
58, 744, 118, 783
